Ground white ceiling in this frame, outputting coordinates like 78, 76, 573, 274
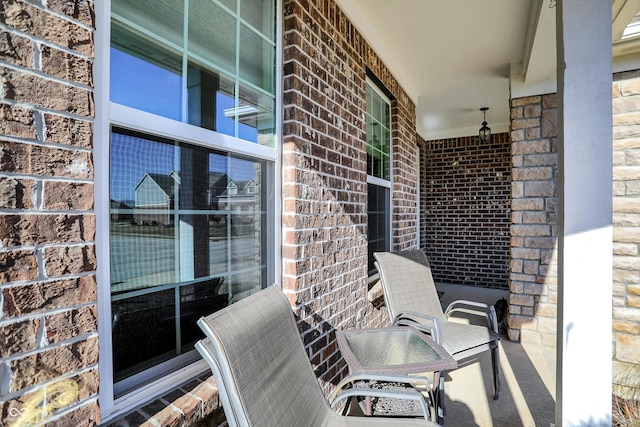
335, 0, 640, 141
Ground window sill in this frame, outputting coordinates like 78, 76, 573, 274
104, 374, 224, 427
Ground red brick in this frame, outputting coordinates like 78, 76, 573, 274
0, 249, 38, 282
0, 140, 93, 178
0, 214, 95, 247
3, 275, 97, 317
0, 0, 93, 56
0, 103, 35, 138
45, 305, 98, 343
0, 318, 40, 357
43, 244, 96, 277
43, 114, 93, 148
42, 181, 94, 211
1, 67, 94, 117
41, 45, 93, 86
46, 0, 95, 28
0, 176, 35, 209
0, 31, 33, 68
10, 337, 99, 392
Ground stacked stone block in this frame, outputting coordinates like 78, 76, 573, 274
282, 0, 418, 393
508, 94, 558, 345
612, 70, 640, 386
0, 0, 99, 424
418, 133, 511, 289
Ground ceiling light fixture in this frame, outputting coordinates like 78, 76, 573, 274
479, 107, 491, 143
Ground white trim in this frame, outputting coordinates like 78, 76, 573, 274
415, 144, 420, 248
95, 0, 115, 417
365, 78, 393, 254
101, 360, 209, 424
366, 76, 392, 104
273, 0, 283, 288
110, 103, 277, 162
367, 175, 391, 188
96, 0, 281, 420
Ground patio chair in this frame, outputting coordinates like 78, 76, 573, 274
374, 250, 501, 400
196, 285, 439, 427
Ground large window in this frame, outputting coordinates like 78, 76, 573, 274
366, 80, 392, 274
103, 0, 277, 405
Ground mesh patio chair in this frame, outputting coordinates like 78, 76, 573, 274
196, 285, 440, 427
374, 250, 501, 401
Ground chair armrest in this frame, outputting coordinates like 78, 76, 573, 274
392, 311, 442, 345
444, 300, 499, 334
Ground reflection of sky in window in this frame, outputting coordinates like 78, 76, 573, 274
110, 48, 182, 120
110, 48, 258, 142
110, 133, 258, 203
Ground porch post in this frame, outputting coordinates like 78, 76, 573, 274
556, 1, 612, 426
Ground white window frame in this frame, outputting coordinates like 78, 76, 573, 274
366, 78, 393, 275
95, 0, 282, 421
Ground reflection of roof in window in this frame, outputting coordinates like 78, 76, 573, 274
135, 171, 229, 197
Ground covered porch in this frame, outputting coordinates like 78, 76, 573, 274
312, 0, 625, 425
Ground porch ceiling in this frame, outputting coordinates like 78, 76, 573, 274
335, 0, 640, 141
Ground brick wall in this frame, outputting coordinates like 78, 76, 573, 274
612, 70, 640, 387
0, 0, 99, 424
418, 133, 511, 289
508, 94, 558, 346
282, 0, 418, 392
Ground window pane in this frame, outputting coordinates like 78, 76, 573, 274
111, 0, 276, 146
239, 23, 275, 93
110, 129, 268, 384
112, 0, 184, 46
111, 24, 183, 120
188, 0, 236, 76
112, 288, 176, 382
367, 183, 389, 274
179, 277, 227, 351
187, 62, 237, 134
237, 82, 276, 145
365, 84, 390, 181
241, 0, 275, 39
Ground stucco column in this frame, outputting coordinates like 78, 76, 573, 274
556, 1, 612, 425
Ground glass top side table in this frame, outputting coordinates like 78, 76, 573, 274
339, 327, 456, 373
336, 327, 457, 423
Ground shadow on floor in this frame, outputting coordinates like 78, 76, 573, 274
436, 283, 556, 427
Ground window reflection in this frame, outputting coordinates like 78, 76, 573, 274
110, 0, 276, 146
110, 129, 267, 384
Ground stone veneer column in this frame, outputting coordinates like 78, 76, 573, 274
508, 94, 558, 346
612, 70, 640, 390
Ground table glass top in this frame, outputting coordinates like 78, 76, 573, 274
343, 328, 442, 367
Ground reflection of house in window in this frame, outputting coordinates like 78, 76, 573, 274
133, 171, 229, 226
133, 171, 179, 226
218, 180, 258, 223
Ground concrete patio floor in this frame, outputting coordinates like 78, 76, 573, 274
436, 283, 556, 427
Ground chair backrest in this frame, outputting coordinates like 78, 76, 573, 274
197, 286, 331, 427
374, 251, 445, 322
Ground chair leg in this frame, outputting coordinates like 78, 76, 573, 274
436, 374, 446, 425
491, 346, 500, 400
